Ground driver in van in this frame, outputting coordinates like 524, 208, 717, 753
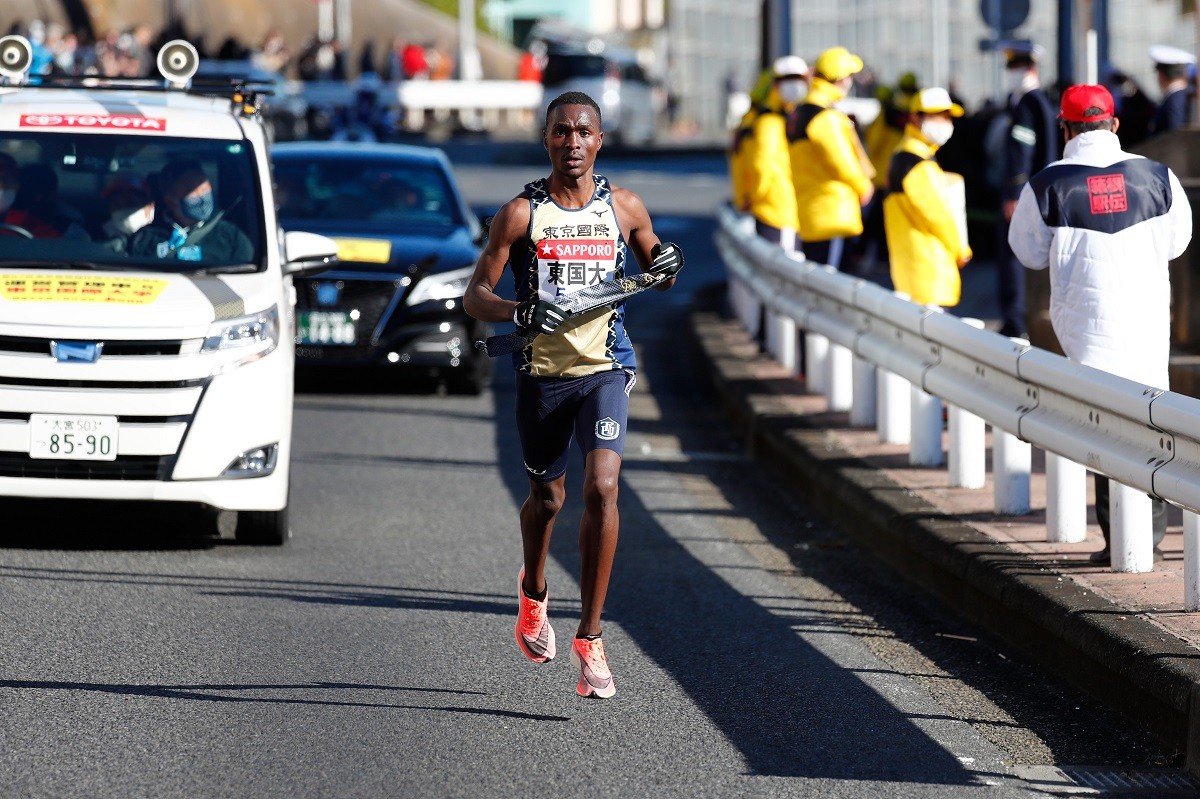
129, 159, 253, 263
0, 153, 61, 238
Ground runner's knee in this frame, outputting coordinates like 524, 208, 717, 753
583, 472, 619, 511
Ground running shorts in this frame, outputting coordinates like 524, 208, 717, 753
514, 368, 636, 482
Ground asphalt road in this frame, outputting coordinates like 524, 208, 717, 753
0, 144, 1176, 798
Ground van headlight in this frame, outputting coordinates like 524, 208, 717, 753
202, 306, 280, 366
406, 265, 474, 306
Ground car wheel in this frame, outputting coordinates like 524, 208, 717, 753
236, 506, 290, 546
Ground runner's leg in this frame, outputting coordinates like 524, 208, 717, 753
520, 475, 565, 596
572, 370, 632, 637
578, 448, 621, 637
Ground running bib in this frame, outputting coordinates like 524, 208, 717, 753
536, 238, 617, 298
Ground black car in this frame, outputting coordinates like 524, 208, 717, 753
271, 142, 491, 393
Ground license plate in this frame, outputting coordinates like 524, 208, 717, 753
298, 311, 356, 346
29, 414, 119, 461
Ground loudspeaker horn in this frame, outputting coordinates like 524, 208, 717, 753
156, 39, 199, 86
0, 35, 33, 81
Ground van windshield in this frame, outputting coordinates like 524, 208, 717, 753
0, 133, 265, 273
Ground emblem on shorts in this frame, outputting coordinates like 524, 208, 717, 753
596, 417, 620, 441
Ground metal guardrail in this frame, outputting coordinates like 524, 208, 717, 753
714, 205, 1200, 608
302, 79, 542, 131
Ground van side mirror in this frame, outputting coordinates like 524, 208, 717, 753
283, 230, 338, 276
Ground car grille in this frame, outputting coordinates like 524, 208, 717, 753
0, 453, 173, 480
296, 277, 403, 359
0, 336, 185, 357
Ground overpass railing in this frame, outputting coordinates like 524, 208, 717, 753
714, 205, 1200, 609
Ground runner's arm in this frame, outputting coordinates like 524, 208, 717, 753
613, 187, 677, 292
464, 197, 531, 323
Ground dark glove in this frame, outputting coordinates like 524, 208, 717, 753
651, 241, 684, 277
514, 297, 568, 335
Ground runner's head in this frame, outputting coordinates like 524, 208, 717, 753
543, 92, 603, 180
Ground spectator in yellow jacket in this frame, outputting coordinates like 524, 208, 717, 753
741, 56, 809, 252
729, 69, 775, 212
787, 46, 874, 268
883, 87, 973, 307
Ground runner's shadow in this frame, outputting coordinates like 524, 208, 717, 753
489, 365, 974, 783
0, 680, 569, 722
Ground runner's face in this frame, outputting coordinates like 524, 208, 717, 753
544, 104, 602, 179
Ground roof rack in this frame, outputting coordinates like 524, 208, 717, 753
15, 76, 275, 118
0, 37, 272, 119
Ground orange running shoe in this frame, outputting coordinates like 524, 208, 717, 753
571, 636, 616, 698
515, 568, 555, 663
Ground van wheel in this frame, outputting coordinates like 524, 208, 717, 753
236, 507, 290, 546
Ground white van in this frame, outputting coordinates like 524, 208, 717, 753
0, 37, 337, 544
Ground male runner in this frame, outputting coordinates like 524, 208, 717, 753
464, 91, 683, 698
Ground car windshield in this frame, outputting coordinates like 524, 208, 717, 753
273, 157, 464, 232
0, 133, 265, 273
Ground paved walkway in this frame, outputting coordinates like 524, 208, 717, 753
691, 297, 1200, 768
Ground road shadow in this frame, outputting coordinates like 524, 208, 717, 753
0, 498, 222, 551
0, 679, 568, 722
488, 365, 975, 783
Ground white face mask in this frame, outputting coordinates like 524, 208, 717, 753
0, 189, 15, 214
920, 118, 955, 147
1006, 68, 1029, 94
111, 205, 154, 235
776, 79, 806, 105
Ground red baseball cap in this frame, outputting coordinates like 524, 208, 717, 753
1059, 84, 1115, 123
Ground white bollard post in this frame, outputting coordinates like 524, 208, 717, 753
1110, 482, 1154, 573
850, 356, 877, 427
764, 308, 778, 358
948, 404, 986, 488
773, 313, 797, 372
877, 369, 911, 445
827, 343, 853, 412
993, 429, 1031, 514
805, 333, 830, 395
1185, 511, 1200, 612
909, 385, 943, 466
948, 316, 987, 488
1045, 454, 1087, 543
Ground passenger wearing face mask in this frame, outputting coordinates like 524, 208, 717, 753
130, 159, 253, 264
742, 55, 809, 252
786, 46, 875, 269
96, 173, 155, 253
883, 88, 973, 308
0, 153, 61, 239
996, 43, 1056, 338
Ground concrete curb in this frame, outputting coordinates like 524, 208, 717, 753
690, 305, 1200, 768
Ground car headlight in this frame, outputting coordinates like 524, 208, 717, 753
202, 306, 280, 367
405, 265, 474, 307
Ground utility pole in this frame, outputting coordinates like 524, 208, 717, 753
1057, 0, 1073, 86
760, 0, 792, 70
459, 0, 482, 81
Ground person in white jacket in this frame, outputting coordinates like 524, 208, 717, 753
1009, 83, 1193, 565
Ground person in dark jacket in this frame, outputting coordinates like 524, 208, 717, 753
1149, 44, 1195, 136
996, 43, 1057, 338
129, 159, 252, 264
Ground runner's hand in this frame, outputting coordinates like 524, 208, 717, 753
514, 298, 568, 334
651, 241, 684, 277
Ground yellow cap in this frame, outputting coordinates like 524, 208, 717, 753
814, 46, 864, 82
910, 86, 964, 117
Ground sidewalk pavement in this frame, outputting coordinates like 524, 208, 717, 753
690, 291, 1200, 771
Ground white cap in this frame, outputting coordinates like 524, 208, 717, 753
1150, 44, 1196, 67
772, 55, 808, 79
